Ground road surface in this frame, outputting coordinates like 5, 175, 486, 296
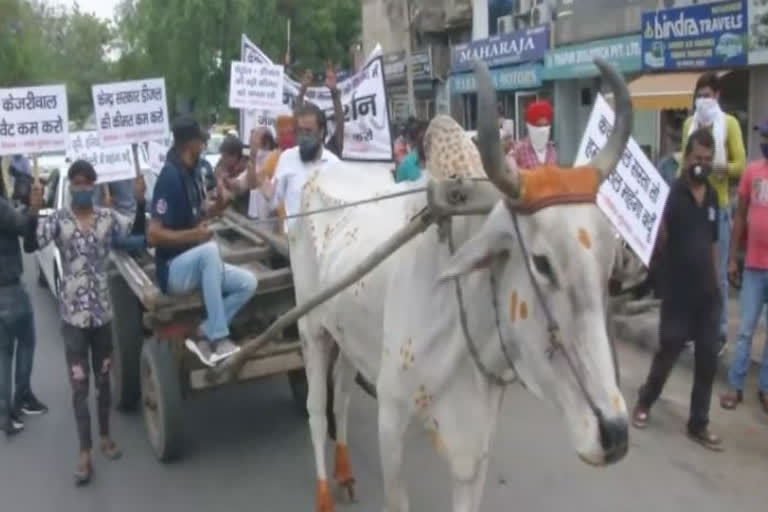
1, 254, 767, 511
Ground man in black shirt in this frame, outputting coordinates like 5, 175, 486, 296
632, 129, 723, 451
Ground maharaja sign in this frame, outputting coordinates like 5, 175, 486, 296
451, 25, 549, 73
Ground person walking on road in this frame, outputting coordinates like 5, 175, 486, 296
632, 129, 724, 451
720, 119, 768, 414
0, 171, 44, 437
680, 72, 746, 355
37, 160, 146, 484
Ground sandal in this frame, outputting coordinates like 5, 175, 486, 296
632, 406, 649, 429
758, 391, 768, 415
719, 390, 743, 410
101, 439, 123, 461
74, 461, 92, 486
687, 428, 723, 452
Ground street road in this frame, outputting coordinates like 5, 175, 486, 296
2, 253, 767, 512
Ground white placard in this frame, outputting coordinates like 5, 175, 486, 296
0, 84, 69, 156
229, 61, 285, 110
92, 78, 170, 147
574, 94, 670, 266
68, 131, 135, 184
240, 35, 394, 162
146, 140, 167, 176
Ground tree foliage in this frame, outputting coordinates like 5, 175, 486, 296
0, 0, 361, 124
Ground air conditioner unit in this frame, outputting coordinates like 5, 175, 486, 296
516, 0, 534, 15
530, 0, 551, 26
497, 14, 515, 34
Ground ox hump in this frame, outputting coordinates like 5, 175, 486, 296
424, 115, 486, 180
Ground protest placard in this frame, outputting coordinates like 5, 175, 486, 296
240, 35, 393, 162
0, 84, 69, 156
67, 131, 135, 184
146, 140, 167, 176
92, 78, 170, 148
574, 94, 670, 266
229, 61, 284, 110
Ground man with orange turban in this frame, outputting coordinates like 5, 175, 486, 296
506, 100, 557, 170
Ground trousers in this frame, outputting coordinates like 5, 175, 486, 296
0, 284, 35, 425
62, 322, 113, 451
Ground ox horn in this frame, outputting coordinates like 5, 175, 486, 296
473, 60, 521, 198
590, 58, 633, 180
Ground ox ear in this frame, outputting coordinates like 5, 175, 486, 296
439, 226, 511, 281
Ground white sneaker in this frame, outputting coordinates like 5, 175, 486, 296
185, 339, 216, 368
210, 339, 241, 364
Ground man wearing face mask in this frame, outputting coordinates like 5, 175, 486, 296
680, 72, 746, 356
506, 101, 557, 170
719, 119, 768, 414
147, 117, 258, 366
36, 160, 145, 483
633, 129, 723, 451
255, 102, 339, 234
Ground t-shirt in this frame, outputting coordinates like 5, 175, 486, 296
272, 147, 340, 233
738, 159, 768, 270
661, 179, 719, 303
395, 150, 421, 182
151, 149, 206, 292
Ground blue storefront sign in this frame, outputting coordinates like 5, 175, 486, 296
543, 35, 642, 80
451, 25, 549, 73
449, 63, 543, 94
640, 0, 747, 70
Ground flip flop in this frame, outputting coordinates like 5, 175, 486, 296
101, 440, 123, 461
719, 390, 742, 410
74, 462, 92, 487
632, 406, 649, 429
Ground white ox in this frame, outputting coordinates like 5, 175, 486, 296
289, 59, 633, 512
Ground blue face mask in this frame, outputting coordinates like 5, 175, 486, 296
71, 187, 95, 209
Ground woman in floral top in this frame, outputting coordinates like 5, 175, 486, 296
37, 160, 145, 486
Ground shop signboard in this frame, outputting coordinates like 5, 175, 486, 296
451, 25, 549, 73
748, 0, 768, 64
383, 49, 433, 83
449, 63, 543, 94
543, 35, 642, 80
640, 0, 748, 70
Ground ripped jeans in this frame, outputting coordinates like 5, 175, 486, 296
62, 322, 113, 451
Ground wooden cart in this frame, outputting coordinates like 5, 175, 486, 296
107, 210, 311, 462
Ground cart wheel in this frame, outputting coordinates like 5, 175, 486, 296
287, 369, 337, 441
109, 274, 143, 411
140, 338, 184, 462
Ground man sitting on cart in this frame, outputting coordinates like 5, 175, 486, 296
147, 117, 258, 367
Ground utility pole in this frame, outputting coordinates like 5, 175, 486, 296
403, 0, 417, 117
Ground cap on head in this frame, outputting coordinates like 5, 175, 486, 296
172, 116, 208, 147
67, 159, 97, 183
275, 115, 295, 136
525, 101, 553, 125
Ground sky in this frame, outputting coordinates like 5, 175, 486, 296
57, 0, 120, 21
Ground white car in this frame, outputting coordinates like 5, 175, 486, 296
36, 151, 69, 182
204, 132, 225, 169
36, 160, 153, 299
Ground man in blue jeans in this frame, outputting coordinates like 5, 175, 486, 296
0, 168, 46, 436
147, 117, 258, 367
720, 120, 768, 413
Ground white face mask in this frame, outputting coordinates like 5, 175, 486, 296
695, 97, 719, 124
527, 123, 551, 152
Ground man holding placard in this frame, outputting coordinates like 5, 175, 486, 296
0, 174, 44, 437
147, 117, 258, 366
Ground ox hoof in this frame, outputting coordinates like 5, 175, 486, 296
334, 444, 357, 502
316, 479, 336, 512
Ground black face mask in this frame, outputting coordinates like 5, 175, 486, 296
688, 163, 712, 184
298, 134, 321, 162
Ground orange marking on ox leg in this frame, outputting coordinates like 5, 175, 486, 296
509, 291, 518, 323
520, 301, 528, 320
578, 228, 592, 249
334, 444, 356, 501
315, 479, 336, 512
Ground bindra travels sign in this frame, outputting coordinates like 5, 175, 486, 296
451, 25, 549, 73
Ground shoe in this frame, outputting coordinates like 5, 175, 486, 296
19, 393, 48, 415
185, 338, 215, 367
3, 422, 22, 437
10, 411, 24, 430
687, 428, 723, 452
211, 339, 241, 363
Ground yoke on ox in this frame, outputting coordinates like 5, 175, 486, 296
216, 57, 634, 512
